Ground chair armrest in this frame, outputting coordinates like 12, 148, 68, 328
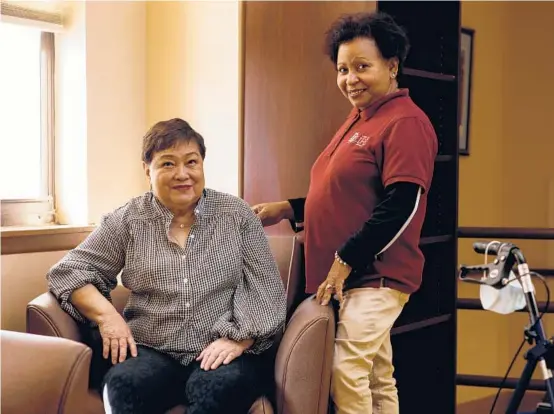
27, 292, 82, 342
274, 295, 336, 414
1, 330, 96, 414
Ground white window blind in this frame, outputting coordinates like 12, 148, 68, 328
0, 0, 64, 32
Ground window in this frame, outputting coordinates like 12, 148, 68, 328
0, 21, 55, 226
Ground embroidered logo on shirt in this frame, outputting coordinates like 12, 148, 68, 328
348, 132, 360, 144
347, 132, 370, 147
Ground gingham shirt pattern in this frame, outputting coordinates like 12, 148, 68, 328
47, 189, 287, 366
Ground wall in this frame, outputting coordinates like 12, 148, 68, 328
86, 1, 147, 224
1, 251, 67, 332
501, 1, 554, 266
55, 0, 88, 225
55, 1, 148, 226
457, 1, 554, 405
146, 1, 241, 196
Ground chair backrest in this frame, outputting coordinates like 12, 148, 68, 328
111, 234, 305, 317
267, 235, 305, 316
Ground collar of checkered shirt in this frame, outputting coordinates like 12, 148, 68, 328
149, 188, 214, 221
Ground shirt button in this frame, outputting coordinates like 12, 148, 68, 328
184, 278, 188, 284
194, 209, 199, 214
185, 302, 191, 308
181, 255, 186, 260
190, 234, 195, 239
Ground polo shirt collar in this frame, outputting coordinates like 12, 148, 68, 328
348, 88, 409, 121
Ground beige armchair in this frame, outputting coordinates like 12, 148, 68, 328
1, 330, 104, 414
25, 235, 335, 414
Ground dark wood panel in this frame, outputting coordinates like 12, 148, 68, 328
391, 320, 457, 414
378, 1, 460, 75
377, 2, 460, 412
242, 1, 376, 235
400, 74, 459, 156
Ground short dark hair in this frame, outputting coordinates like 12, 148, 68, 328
142, 118, 206, 164
324, 11, 410, 73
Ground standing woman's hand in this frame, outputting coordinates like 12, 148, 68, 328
316, 254, 352, 306
251, 201, 293, 227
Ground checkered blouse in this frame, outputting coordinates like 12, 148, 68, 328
46, 189, 287, 365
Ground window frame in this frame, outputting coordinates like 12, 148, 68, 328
1, 28, 56, 227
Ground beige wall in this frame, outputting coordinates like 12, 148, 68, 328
1, 251, 67, 332
55, 0, 88, 225
55, 1, 148, 225
86, 1, 147, 224
146, 1, 241, 197
457, 1, 554, 405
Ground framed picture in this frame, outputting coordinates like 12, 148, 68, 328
459, 27, 474, 156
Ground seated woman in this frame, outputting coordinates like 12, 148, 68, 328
46, 118, 287, 414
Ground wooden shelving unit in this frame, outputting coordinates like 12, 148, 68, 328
377, 1, 461, 413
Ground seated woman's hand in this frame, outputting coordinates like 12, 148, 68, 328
97, 311, 138, 364
196, 337, 254, 371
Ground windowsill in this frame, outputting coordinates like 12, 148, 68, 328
1, 224, 96, 255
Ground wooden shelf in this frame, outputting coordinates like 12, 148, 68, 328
391, 314, 451, 336
436, 155, 454, 162
458, 226, 554, 240
404, 68, 456, 82
420, 234, 453, 245
458, 298, 554, 313
457, 374, 546, 391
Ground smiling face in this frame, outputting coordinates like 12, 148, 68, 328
144, 140, 205, 214
336, 36, 399, 110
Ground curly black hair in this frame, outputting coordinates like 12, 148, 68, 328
324, 11, 410, 73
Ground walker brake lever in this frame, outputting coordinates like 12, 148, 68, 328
459, 263, 503, 287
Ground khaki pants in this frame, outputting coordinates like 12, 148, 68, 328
331, 287, 410, 414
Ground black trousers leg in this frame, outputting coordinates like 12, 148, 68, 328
80, 326, 186, 414
184, 354, 272, 414
102, 345, 186, 414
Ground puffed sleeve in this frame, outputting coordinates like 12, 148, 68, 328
212, 212, 287, 354
46, 211, 127, 324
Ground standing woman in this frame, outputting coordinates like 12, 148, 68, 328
252, 11, 438, 414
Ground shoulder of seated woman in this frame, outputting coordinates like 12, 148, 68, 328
206, 188, 255, 218
99, 192, 158, 227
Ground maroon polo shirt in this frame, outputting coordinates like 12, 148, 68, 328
303, 89, 438, 294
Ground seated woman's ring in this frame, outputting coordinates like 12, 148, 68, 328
326, 283, 333, 290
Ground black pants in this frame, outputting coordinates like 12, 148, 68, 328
81, 328, 272, 414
